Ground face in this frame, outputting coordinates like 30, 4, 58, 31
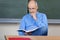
28, 1, 38, 14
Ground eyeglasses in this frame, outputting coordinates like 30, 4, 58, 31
28, 8, 36, 10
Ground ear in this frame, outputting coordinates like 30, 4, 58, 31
36, 6, 38, 10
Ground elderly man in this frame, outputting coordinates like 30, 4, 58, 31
18, 0, 48, 36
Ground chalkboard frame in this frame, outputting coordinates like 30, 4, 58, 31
0, 18, 60, 24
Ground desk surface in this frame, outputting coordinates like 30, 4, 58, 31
5, 35, 60, 40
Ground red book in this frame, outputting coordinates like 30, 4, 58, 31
8, 37, 31, 40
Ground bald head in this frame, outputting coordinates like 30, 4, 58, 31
28, 1, 38, 8
28, 1, 38, 13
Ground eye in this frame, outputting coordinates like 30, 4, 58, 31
28, 8, 36, 10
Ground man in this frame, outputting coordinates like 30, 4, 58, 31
18, 0, 48, 36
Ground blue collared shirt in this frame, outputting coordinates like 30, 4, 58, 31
18, 12, 48, 35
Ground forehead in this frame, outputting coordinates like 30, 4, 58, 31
28, 5, 36, 8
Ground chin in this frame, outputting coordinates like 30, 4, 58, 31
30, 12, 35, 13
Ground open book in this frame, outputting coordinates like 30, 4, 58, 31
18, 26, 39, 33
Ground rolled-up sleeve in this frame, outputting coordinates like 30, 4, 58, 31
36, 14, 48, 28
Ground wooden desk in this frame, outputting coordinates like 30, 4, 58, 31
5, 35, 60, 40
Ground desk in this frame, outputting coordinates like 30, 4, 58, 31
5, 35, 60, 40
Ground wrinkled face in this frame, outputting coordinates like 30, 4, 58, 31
28, 1, 38, 14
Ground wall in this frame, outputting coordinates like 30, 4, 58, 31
0, 23, 19, 40
0, 24, 60, 40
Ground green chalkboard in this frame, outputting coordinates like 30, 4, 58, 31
0, 0, 28, 18
37, 0, 60, 19
0, 0, 60, 19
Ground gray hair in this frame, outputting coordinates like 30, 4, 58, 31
35, 1, 38, 6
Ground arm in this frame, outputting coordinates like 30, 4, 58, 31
36, 14, 48, 28
18, 18, 26, 35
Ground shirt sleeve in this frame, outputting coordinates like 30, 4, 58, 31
18, 17, 26, 35
36, 14, 48, 28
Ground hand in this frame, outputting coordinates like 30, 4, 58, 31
33, 15, 37, 20
31, 13, 37, 20
25, 32, 32, 35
